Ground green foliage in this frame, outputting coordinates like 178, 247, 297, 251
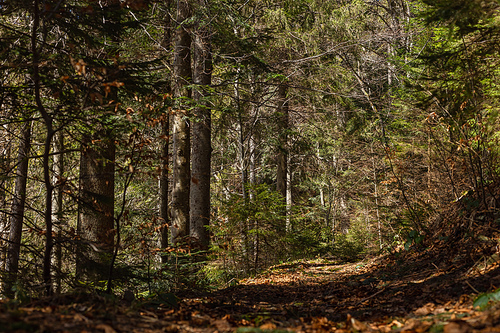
211, 184, 288, 276
404, 229, 425, 251
474, 288, 500, 310
331, 217, 375, 261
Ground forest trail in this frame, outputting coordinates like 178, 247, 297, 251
1, 246, 500, 333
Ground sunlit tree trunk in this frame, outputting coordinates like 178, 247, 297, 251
4, 120, 31, 296
276, 84, 289, 233
371, 142, 382, 249
159, 0, 174, 263
0, 123, 12, 271
51, 131, 64, 293
190, 3, 212, 250
286, 153, 292, 232
159, 116, 170, 260
171, 0, 192, 243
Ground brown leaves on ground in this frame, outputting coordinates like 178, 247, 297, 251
1, 249, 500, 332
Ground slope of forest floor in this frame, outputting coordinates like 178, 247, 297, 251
2, 191, 500, 332
1, 234, 500, 333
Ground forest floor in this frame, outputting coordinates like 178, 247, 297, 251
1, 237, 500, 333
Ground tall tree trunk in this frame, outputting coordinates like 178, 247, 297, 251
159, 0, 173, 263
4, 120, 31, 296
171, 0, 192, 243
286, 153, 292, 232
190, 5, 212, 250
276, 84, 289, 234
159, 117, 170, 260
77, 130, 116, 285
276, 85, 288, 199
29, 0, 56, 295
51, 131, 64, 293
0, 123, 12, 271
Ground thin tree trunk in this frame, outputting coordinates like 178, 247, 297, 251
276, 85, 288, 199
31, 0, 56, 295
371, 142, 382, 250
4, 120, 31, 296
250, 134, 259, 270
159, 117, 170, 261
286, 153, 292, 233
0, 123, 12, 271
51, 131, 64, 294
190, 5, 212, 250
159, 0, 173, 263
171, 0, 192, 243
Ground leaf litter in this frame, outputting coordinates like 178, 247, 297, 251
1, 233, 500, 332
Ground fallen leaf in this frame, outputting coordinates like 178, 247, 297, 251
213, 319, 232, 332
96, 324, 117, 333
415, 303, 435, 316
443, 321, 472, 333
260, 322, 277, 330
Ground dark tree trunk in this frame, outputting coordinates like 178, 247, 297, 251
77, 131, 116, 285
159, 117, 170, 261
190, 5, 212, 250
276, 85, 289, 199
159, 0, 174, 263
4, 120, 31, 296
171, 0, 192, 243
0, 124, 11, 271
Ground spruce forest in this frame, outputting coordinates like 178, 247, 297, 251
1, 0, 500, 332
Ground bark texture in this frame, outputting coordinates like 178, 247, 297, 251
159, 0, 173, 263
4, 121, 31, 295
77, 131, 116, 284
276, 85, 289, 199
190, 10, 212, 250
171, 0, 192, 243
51, 131, 64, 293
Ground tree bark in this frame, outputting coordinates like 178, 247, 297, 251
51, 131, 64, 293
77, 131, 116, 285
4, 120, 31, 296
0, 123, 12, 272
276, 85, 288, 199
171, 0, 192, 243
190, 5, 212, 250
159, 117, 170, 261
159, 0, 174, 263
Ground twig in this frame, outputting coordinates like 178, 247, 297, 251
466, 280, 480, 294
356, 288, 386, 305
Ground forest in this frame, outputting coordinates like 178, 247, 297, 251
1, 0, 500, 332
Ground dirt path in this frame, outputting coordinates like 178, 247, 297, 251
1, 252, 500, 332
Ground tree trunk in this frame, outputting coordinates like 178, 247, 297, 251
0, 123, 12, 271
77, 131, 116, 285
171, 0, 192, 243
286, 153, 292, 232
159, 0, 174, 263
51, 131, 64, 293
190, 6, 212, 250
4, 120, 31, 296
159, 117, 170, 261
276, 84, 289, 234
276, 85, 288, 199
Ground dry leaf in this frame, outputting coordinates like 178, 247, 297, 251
213, 319, 232, 332
260, 322, 277, 330
414, 303, 435, 316
96, 324, 117, 333
443, 321, 472, 333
